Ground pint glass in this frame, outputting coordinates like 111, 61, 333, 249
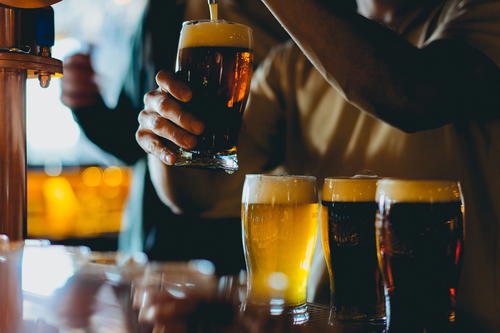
375, 179, 464, 333
174, 20, 253, 172
241, 175, 318, 315
321, 177, 385, 323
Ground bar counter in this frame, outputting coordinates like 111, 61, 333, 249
0, 243, 386, 333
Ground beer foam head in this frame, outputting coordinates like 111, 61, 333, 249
242, 175, 317, 204
179, 20, 253, 49
376, 179, 462, 203
322, 177, 378, 202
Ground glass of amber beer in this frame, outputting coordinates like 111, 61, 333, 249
174, 20, 253, 172
321, 177, 386, 324
375, 179, 464, 333
241, 175, 318, 320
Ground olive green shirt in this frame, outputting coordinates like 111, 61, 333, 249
194, 0, 500, 331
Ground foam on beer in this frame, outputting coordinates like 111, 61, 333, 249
376, 179, 462, 203
179, 20, 252, 49
322, 177, 378, 202
242, 175, 317, 204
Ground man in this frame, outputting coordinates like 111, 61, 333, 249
61, 0, 288, 273
136, 0, 500, 331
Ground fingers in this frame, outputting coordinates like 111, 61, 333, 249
61, 54, 100, 109
136, 127, 177, 165
64, 53, 93, 68
137, 70, 206, 165
144, 89, 204, 135
156, 70, 192, 102
138, 110, 197, 150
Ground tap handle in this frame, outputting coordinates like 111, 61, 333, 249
35, 6, 54, 47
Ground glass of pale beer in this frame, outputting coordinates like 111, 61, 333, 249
375, 179, 465, 333
321, 177, 386, 324
241, 175, 319, 321
174, 20, 253, 173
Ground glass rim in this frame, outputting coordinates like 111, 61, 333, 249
324, 176, 380, 183
376, 178, 462, 203
182, 19, 253, 32
245, 174, 317, 181
377, 178, 461, 187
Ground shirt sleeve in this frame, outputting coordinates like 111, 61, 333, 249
426, 0, 500, 67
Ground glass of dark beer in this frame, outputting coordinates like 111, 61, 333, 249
174, 20, 253, 173
321, 177, 386, 324
375, 179, 464, 333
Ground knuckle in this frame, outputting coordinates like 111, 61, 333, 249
137, 110, 148, 124
170, 128, 183, 143
135, 128, 145, 141
143, 90, 157, 105
155, 71, 170, 88
151, 116, 164, 131
176, 110, 186, 126
159, 96, 172, 113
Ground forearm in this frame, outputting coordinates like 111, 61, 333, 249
148, 155, 238, 216
73, 100, 145, 165
260, 0, 500, 131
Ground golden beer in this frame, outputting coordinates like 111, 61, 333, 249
242, 175, 318, 307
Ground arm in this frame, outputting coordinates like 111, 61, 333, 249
62, 54, 144, 164
260, 0, 500, 132
138, 45, 289, 217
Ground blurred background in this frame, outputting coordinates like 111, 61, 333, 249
27, 0, 147, 248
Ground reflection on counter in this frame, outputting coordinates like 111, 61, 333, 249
27, 166, 132, 239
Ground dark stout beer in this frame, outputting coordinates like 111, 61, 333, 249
175, 20, 253, 172
376, 180, 464, 333
321, 178, 385, 322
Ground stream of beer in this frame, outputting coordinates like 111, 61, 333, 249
208, 0, 218, 20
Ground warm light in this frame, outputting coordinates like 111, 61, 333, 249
82, 167, 102, 187
28, 168, 132, 239
43, 177, 80, 237
103, 166, 123, 187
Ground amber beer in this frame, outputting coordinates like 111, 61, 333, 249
376, 180, 464, 333
321, 178, 385, 323
175, 20, 253, 172
242, 175, 318, 309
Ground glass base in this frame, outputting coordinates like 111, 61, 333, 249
174, 148, 238, 173
243, 301, 310, 326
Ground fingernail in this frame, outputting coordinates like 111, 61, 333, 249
181, 88, 192, 102
183, 135, 197, 148
160, 152, 173, 164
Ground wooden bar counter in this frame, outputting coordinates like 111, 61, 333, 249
0, 243, 387, 333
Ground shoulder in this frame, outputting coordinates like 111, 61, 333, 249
424, 0, 500, 66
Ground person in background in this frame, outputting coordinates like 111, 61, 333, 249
60, 0, 288, 274
136, 0, 500, 332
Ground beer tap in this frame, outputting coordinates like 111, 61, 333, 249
0, 0, 63, 240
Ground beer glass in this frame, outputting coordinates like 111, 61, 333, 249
375, 179, 464, 333
241, 175, 318, 318
174, 20, 253, 173
321, 177, 386, 323
0, 240, 23, 333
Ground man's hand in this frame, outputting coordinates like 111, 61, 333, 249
136, 70, 205, 165
61, 54, 101, 109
